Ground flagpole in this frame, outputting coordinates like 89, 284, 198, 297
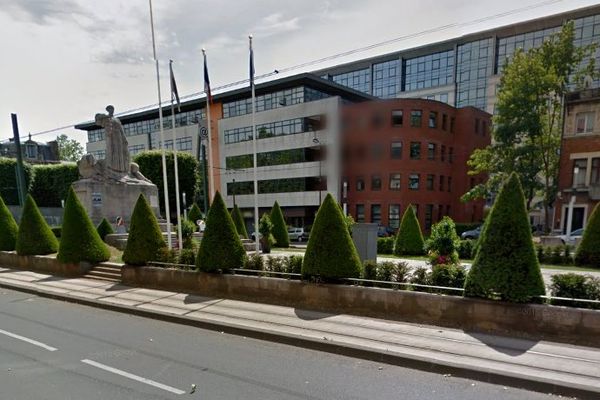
249, 35, 259, 253
148, 0, 172, 249
169, 60, 183, 251
202, 49, 215, 205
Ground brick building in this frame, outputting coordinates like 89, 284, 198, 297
554, 89, 600, 234
340, 99, 490, 231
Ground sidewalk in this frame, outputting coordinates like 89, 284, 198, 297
1, 266, 599, 397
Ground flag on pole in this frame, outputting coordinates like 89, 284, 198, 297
169, 60, 181, 112
203, 50, 212, 103
249, 35, 255, 88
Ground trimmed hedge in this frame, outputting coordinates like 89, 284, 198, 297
196, 191, 246, 272
575, 202, 600, 268
15, 195, 59, 255
0, 158, 33, 205
0, 195, 18, 251
30, 163, 79, 207
394, 205, 425, 256
302, 193, 361, 280
550, 273, 600, 309
188, 203, 202, 223
424, 216, 460, 265
377, 237, 394, 254
464, 173, 545, 302
96, 218, 114, 241
58, 188, 110, 264
270, 201, 289, 247
231, 204, 248, 239
123, 194, 166, 266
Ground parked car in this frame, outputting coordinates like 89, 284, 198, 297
558, 228, 584, 246
461, 226, 482, 240
301, 225, 312, 241
377, 225, 396, 237
287, 227, 305, 242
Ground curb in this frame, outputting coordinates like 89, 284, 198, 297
0, 279, 598, 399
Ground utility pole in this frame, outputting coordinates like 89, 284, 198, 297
11, 114, 27, 206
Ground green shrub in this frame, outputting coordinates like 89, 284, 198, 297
122, 194, 166, 266
536, 245, 545, 263
543, 246, 553, 263
425, 216, 460, 265
302, 194, 361, 280
58, 188, 110, 264
454, 223, 481, 236
0, 158, 33, 205
430, 264, 466, 288
156, 247, 177, 264
0, 195, 18, 251
96, 218, 114, 241
265, 256, 285, 272
458, 240, 474, 260
575, 202, 600, 268
362, 260, 378, 281
178, 219, 197, 249
394, 205, 425, 256
550, 273, 600, 309
230, 204, 248, 239
259, 213, 275, 253
15, 195, 59, 255
196, 191, 246, 272
244, 253, 264, 271
393, 262, 411, 283
270, 201, 289, 247
376, 261, 396, 282
464, 173, 545, 302
377, 237, 394, 254
410, 266, 431, 291
188, 203, 203, 223
178, 248, 196, 266
551, 246, 563, 265
50, 226, 62, 238
30, 163, 79, 207
284, 255, 303, 274
563, 245, 573, 265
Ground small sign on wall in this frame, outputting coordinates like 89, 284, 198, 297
150, 195, 158, 208
92, 192, 102, 207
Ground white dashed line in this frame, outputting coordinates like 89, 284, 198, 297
0, 328, 58, 351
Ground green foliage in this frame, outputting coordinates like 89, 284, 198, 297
551, 246, 563, 265
187, 203, 203, 223
57, 188, 110, 264
377, 237, 394, 254
0, 196, 18, 251
394, 205, 425, 256
195, 191, 245, 272
564, 245, 573, 265
536, 245, 545, 263
15, 195, 58, 255
575, 202, 600, 267
30, 163, 79, 207
56, 134, 84, 162
156, 247, 177, 264
270, 201, 289, 247
178, 248, 196, 266
230, 204, 248, 239
96, 218, 114, 241
425, 216, 460, 265
244, 253, 264, 271
50, 226, 62, 238
265, 256, 285, 272
458, 240, 475, 260
362, 260, 377, 282
464, 174, 545, 302
302, 193, 361, 280
410, 266, 431, 290
283, 255, 303, 274
454, 223, 481, 236
550, 273, 600, 309
123, 194, 166, 266
258, 213, 275, 251
430, 264, 467, 289
0, 158, 33, 205
178, 219, 197, 249
134, 151, 199, 216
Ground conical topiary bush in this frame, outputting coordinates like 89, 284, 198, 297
231, 204, 248, 239
302, 193, 361, 280
270, 201, 289, 248
58, 188, 110, 264
96, 218, 114, 241
16, 194, 59, 255
394, 205, 425, 256
0, 195, 18, 251
464, 173, 545, 302
188, 203, 202, 223
123, 194, 166, 266
575, 202, 600, 268
196, 191, 246, 272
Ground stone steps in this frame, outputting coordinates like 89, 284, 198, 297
83, 264, 121, 282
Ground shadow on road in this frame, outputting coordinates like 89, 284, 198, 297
294, 308, 338, 321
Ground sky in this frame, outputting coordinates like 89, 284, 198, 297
0, 0, 598, 148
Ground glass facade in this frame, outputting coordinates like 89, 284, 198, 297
332, 68, 371, 94
226, 148, 306, 169
403, 49, 454, 91
457, 38, 493, 109
227, 177, 321, 195
224, 116, 322, 145
128, 144, 145, 155
496, 26, 560, 72
372, 60, 400, 98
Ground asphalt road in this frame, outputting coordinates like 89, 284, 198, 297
0, 288, 562, 400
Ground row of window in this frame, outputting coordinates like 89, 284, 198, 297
575, 112, 595, 134
227, 177, 322, 195
355, 203, 449, 230
225, 148, 307, 169
346, 109, 457, 132
89, 150, 106, 159
224, 116, 323, 144
128, 144, 146, 155
403, 49, 455, 92
353, 173, 452, 192
345, 141, 454, 162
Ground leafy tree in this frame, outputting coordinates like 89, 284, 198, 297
230, 204, 248, 239
270, 201, 289, 247
96, 218, 114, 241
16, 195, 59, 255
394, 205, 425, 256
463, 21, 597, 231
425, 216, 460, 265
575, 202, 600, 268
0, 195, 18, 251
0, 158, 33, 205
187, 203, 203, 223
30, 163, 79, 207
464, 173, 545, 302
56, 134, 85, 162
258, 213, 275, 253
123, 194, 166, 266
196, 191, 245, 272
58, 188, 110, 264
302, 193, 361, 280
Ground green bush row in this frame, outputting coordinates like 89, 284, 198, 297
550, 273, 600, 309
536, 245, 574, 265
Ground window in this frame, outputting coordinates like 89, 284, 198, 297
410, 110, 422, 127
475, 118, 480, 134
356, 177, 365, 191
25, 144, 37, 159
409, 174, 420, 190
442, 114, 448, 130
371, 204, 382, 224
440, 93, 449, 103
449, 147, 454, 163
592, 158, 600, 185
410, 142, 421, 159
427, 143, 436, 160
439, 175, 444, 191
373, 60, 399, 98
371, 175, 382, 191
425, 204, 434, 230
448, 177, 452, 192
389, 173, 401, 190
441, 145, 446, 162
429, 112, 437, 128
576, 112, 595, 134
403, 49, 455, 91
392, 110, 403, 126
389, 204, 401, 229
450, 117, 455, 133
426, 174, 434, 190
371, 143, 384, 160
356, 204, 365, 222
573, 159, 587, 187
390, 141, 402, 159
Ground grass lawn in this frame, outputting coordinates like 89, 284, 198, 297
108, 246, 123, 263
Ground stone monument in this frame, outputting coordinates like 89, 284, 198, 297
72, 105, 160, 224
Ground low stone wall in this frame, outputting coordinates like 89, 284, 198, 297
122, 266, 600, 347
0, 251, 92, 276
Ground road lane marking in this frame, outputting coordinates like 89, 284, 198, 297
0, 328, 57, 351
81, 359, 185, 395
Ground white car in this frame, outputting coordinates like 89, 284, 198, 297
559, 228, 584, 246
287, 227, 304, 242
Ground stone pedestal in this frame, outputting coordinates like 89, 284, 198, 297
72, 178, 160, 225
